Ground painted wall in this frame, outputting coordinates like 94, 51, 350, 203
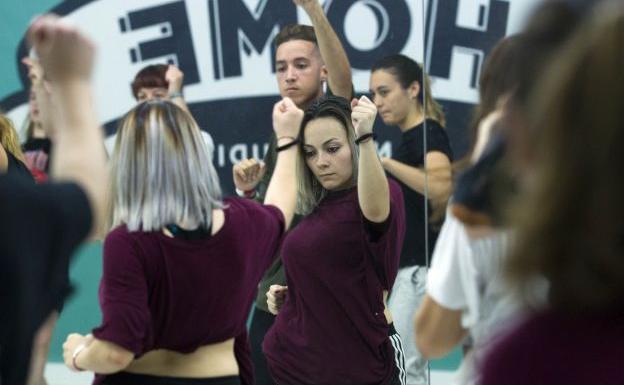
1, 0, 541, 372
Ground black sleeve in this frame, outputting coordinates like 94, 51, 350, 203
0, 174, 92, 385
425, 120, 454, 160
363, 216, 392, 243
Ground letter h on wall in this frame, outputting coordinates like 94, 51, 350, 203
426, 0, 509, 88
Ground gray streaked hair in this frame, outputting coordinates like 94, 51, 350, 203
108, 100, 222, 231
296, 96, 359, 215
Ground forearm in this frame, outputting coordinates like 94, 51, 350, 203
305, 3, 352, 99
171, 95, 191, 114
383, 158, 451, 202
414, 295, 467, 359
74, 339, 133, 374
357, 140, 389, 222
264, 141, 298, 228
52, 80, 108, 234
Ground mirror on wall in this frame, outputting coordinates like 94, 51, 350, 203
419, 0, 543, 383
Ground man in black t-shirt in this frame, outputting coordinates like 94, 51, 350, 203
0, 16, 108, 385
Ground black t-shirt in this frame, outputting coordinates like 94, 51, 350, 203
0, 174, 92, 385
392, 119, 453, 267
6, 151, 34, 182
22, 138, 52, 183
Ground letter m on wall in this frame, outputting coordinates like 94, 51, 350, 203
209, 0, 297, 79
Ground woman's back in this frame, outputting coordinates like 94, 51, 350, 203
93, 198, 284, 382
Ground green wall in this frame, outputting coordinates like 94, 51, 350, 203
0, 0, 62, 100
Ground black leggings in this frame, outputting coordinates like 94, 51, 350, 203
249, 307, 276, 385
100, 373, 241, 385
388, 323, 407, 385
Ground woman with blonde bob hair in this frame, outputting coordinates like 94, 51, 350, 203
62, 99, 299, 385
108, 100, 221, 232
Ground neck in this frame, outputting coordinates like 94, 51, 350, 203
31, 123, 47, 139
299, 88, 324, 111
398, 107, 425, 132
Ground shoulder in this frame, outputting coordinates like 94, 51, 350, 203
104, 225, 143, 252
425, 118, 445, 131
224, 197, 284, 223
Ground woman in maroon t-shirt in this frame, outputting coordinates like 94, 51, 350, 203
263, 95, 407, 384
60, 98, 302, 385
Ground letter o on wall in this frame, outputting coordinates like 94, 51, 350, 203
327, 0, 411, 70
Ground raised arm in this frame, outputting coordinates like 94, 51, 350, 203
28, 15, 108, 235
296, 0, 353, 99
264, 97, 303, 228
165, 64, 191, 113
352, 96, 389, 223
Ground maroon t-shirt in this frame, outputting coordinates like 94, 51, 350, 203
92, 198, 284, 383
263, 178, 405, 385
480, 309, 624, 385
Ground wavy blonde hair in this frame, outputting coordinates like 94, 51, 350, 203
0, 114, 26, 162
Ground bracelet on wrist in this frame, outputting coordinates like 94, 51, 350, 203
276, 138, 300, 152
235, 188, 257, 199
71, 343, 87, 372
355, 132, 377, 145
168, 91, 183, 99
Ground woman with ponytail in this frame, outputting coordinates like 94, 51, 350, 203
369, 54, 453, 385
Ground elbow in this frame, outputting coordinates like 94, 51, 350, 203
104, 349, 133, 373
431, 181, 453, 203
363, 203, 390, 223
414, 330, 450, 360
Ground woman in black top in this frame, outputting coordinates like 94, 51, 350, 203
369, 54, 453, 385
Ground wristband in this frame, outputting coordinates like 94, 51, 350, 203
355, 132, 377, 145
168, 91, 183, 99
276, 138, 300, 152
236, 188, 257, 199
71, 343, 87, 372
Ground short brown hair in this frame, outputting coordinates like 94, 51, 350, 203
274, 24, 317, 49
131, 64, 168, 99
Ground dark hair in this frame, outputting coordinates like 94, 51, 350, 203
300, 95, 351, 132
508, 1, 624, 312
131, 64, 169, 99
274, 24, 318, 49
371, 54, 446, 127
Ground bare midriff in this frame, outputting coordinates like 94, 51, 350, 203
383, 290, 393, 324
125, 338, 238, 378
